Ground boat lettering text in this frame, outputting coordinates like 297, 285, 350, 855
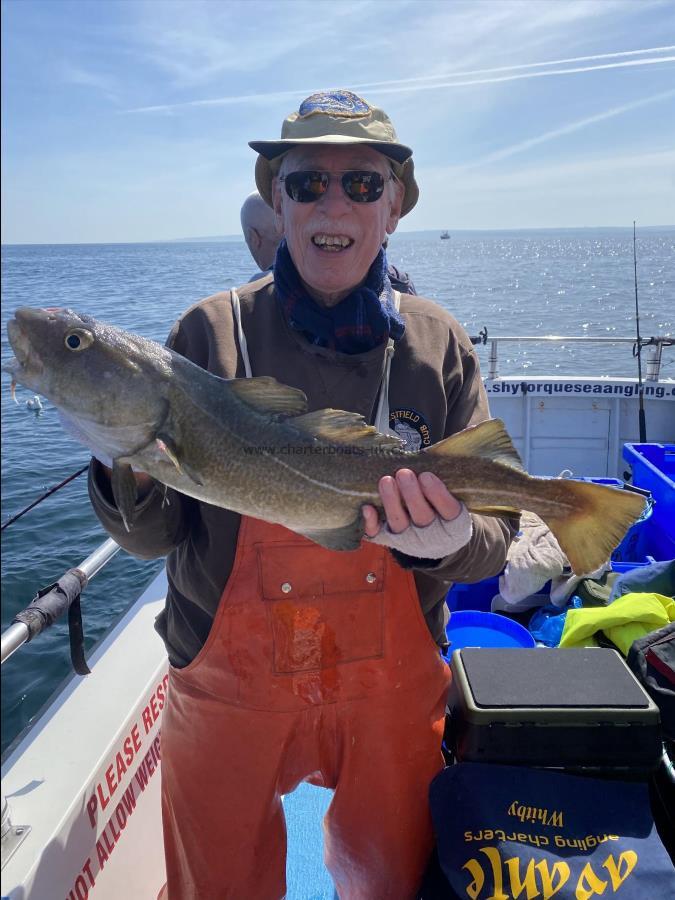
86, 673, 168, 828
68, 733, 162, 898
65, 858, 95, 900
141, 672, 169, 734
87, 723, 142, 826
485, 381, 675, 399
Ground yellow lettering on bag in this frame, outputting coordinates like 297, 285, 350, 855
481, 847, 509, 900
575, 861, 608, 899
535, 860, 571, 898
505, 857, 539, 899
462, 857, 485, 900
603, 851, 638, 890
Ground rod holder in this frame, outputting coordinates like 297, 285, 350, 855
1, 793, 31, 870
645, 345, 663, 382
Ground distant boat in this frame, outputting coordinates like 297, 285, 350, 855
440, 231, 450, 240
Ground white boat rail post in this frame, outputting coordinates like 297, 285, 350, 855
0, 537, 121, 666
483, 335, 673, 381
488, 340, 499, 379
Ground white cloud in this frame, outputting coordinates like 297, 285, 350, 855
127, 0, 383, 87
409, 149, 675, 229
58, 63, 113, 92
427, 148, 675, 191
453, 90, 675, 169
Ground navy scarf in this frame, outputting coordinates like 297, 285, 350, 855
273, 240, 405, 354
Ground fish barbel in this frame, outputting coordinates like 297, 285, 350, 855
3, 307, 646, 574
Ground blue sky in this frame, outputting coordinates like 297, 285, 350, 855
1, 0, 674, 243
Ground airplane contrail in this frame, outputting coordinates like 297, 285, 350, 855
372, 57, 675, 97
351, 45, 675, 91
125, 49, 675, 114
454, 89, 675, 170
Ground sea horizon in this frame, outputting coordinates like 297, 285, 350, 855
2, 223, 675, 248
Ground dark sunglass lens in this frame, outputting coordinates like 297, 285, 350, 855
285, 171, 328, 202
342, 171, 385, 202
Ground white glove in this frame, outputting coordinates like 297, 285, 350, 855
366, 504, 473, 559
498, 511, 566, 604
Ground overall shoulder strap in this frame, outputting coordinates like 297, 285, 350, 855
372, 291, 402, 435
230, 288, 253, 378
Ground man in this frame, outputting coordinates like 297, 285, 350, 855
89, 89, 515, 899
242, 190, 417, 293
240, 189, 279, 278
383, 235, 417, 295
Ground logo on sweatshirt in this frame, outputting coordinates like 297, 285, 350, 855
389, 407, 432, 452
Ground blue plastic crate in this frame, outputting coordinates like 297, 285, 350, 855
623, 443, 675, 561
446, 576, 499, 613
610, 558, 656, 574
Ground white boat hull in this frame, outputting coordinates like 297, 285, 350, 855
2, 575, 169, 899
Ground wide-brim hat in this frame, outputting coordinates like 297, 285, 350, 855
250, 90, 419, 217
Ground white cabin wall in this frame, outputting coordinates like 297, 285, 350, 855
486, 378, 674, 478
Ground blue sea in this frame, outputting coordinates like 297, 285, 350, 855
1, 228, 674, 755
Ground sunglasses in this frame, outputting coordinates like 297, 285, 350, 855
280, 170, 393, 204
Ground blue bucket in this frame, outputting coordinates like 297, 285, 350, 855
444, 610, 535, 659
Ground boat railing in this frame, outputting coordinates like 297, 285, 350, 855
0, 537, 121, 666
476, 334, 673, 381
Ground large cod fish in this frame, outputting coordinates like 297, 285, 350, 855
4, 308, 645, 575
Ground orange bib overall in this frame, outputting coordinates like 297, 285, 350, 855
160, 516, 451, 899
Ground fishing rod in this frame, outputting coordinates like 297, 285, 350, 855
632, 221, 647, 442
1, 464, 88, 531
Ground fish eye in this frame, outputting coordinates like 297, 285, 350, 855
64, 329, 94, 352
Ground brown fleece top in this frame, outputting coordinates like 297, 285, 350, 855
89, 276, 517, 667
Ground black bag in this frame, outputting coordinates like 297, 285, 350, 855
627, 621, 675, 741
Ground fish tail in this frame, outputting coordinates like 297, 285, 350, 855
538, 481, 646, 576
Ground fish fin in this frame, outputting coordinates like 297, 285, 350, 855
290, 409, 404, 450
155, 433, 204, 486
470, 505, 521, 517
297, 515, 365, 551
228, 377, 308, 418
538, 481, 646, 576
111, 459, 137, 532
423, 418, 524, 470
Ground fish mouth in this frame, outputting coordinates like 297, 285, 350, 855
6, 318, 33, 367
4, 313, 45, 384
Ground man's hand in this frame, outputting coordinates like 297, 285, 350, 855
362, 469, 462, 536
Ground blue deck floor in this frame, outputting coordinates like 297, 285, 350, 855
284, 783, 335, 899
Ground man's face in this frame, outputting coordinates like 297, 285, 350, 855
272, 145, 403, 306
